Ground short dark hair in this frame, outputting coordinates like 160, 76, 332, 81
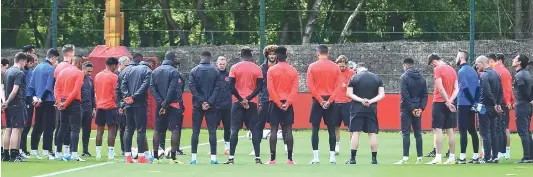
317, 45, 328, 55
201, 51, 212, 57
47, 48, 60, 58
132, 53, 143, 62
26, 54, 35, 63
487, 53, 496, 60
496, 53, 505, 62
146, 59, 155, 65
427, 53, 441, 65
403, 58, 415, 65
23, 45, 35, 53
240, 47, 253, 58
275, 46, 288, 62
458, 49, 469, 62
518, 54, 531, 69
14, 52, 29, 63
62, 44, 75, 53
164, 51, 176, 61
1, 58, 9, 66
106, 57, 119, 66
83, 61, 94, 68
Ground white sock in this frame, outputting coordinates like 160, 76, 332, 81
284, 144, 288, 152
125, 152, 132, 157
43, 150, 50, 156
402, 156, 409, 161
64, 145, 70, 155
96, 146, 102, 157
54, 146, 58, 154
224, 142, 230, 150
108, 147, 115, 157
435, 154, 442, 161
229, 155, 234, 159
460, 153, 466, 160
313, 150, 319, 161
211, 155, 217, 161
335, 142, 340, 152
192, 153, 197, 161
71, 152, 78, 158
329, 151, 336, 162
31, 150, 38, 155
144, 151, 151, 158
449, 153, 455, 159
472, 153, 479, 159
138, 153, 145, 157
506, 147, 510, 155
498, 152, 504, 159
417, 157, 422, 161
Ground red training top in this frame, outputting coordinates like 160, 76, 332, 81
306, 56, 344, 103
54, 63, 73, 101
267, 62, 299, 108
433, 64, 457, 103
334, 69, 356, 103
95, 69, 118, 109
229, 61, 263, 103
493, 63, 514, 105
55, 66, 84, 107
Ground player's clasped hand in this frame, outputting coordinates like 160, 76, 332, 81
118, 108, 124, 115
124, 97, 134, 104
281, 104, 288, 111
159, 108, 166, 115
321, 101, 330, 109
1, 103, 7, 112
240, 99, 249, 109
445, 101, 456, 112
412, 109, 422, 117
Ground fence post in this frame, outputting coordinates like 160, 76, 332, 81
259, 0, 266, 64
469, 0, 475, 64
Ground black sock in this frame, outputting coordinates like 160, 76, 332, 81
10, 149, 18, 159
351, 150, 357, 160
3, 149, 8, 155
171, 152, 176, 160
432, 148, 436, 152
372, 152, 377, 159
270, 151, 276, 161
154, 149, 159, 159
288, 150, 293, 161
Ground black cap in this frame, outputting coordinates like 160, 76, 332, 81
165, 51, 176, 61
427, 53, 441, 65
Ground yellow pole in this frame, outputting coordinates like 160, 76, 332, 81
104, 0, 124, 47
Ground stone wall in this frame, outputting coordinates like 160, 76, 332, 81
2, 40, 532, 93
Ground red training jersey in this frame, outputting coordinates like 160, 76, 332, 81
54, 63, 73, 101
229, 61, 263, 103
433, 64, 457, 103
334, 69, 356, 103
267, 62, 299, 107
493, 63, 514, 105
95, 69, 118, 109
56, 66, 84, 107
306, 56, 344, 103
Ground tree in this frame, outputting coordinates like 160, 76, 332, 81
302, 0, 323, 44
159, 0, 190, 45
515, 0, 524, 39
338, 0, 365, 44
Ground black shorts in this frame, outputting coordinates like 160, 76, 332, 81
5, 104, 27, 128
431, 102, 457, 129
95, 108, 119, 126
217, 108, 231, 128
349, 110, 379, 133
333, 102, 351, 127
268, 101, 294, 127
259, 101, 271, 124
192, 107, 218, 130
231, 102, 258, 130
309, 96, 335, 126
501, 106, 510, 129
156, 106, 183, 131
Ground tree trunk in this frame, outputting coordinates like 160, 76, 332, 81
338, 0, 364, 44
123, 13, 131, 47
233, 0, 251, 44
494, 0, 503, 37
280, 0, 298, 44
196, 0, 216, 44
297, 0, 304, 39
302, 0, 323, 44
529, 0, 533, 37
515, 0, 524, 39
159, 0, 189, 46
29, 0, 44, 47
2, 0, 27, 48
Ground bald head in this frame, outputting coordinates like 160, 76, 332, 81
475, 55, 490, 72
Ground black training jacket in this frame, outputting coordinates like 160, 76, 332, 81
120, 62, 152, 108
400, 68, 428, 111
150, 60, 183, 108
188, 62, 221, 108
